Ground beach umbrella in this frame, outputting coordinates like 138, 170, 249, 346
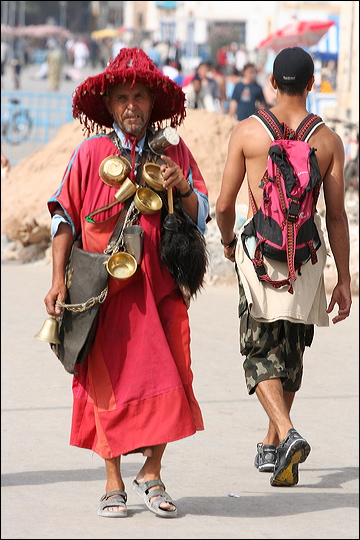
258, 20, 335, 53
91, 28, 120, 40
1, 24, 71, 38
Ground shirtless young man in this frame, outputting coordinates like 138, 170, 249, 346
216, 47, 351, 487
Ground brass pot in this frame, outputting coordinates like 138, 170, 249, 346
142, 162, 165, 191
134, 187, 163, 214
99, 155, 132, 187
106, 251, 137, 280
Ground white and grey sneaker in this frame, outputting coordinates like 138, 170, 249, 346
254, 442, 277, 472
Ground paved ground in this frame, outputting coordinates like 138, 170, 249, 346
1, 260, 358, 539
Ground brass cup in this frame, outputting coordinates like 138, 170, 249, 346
106, 251, 137, 280
134, 187, 163, 214
34, 316, 61, 344
148, 126, 180, 155
142, 162, 165, 191
114, 178, 138, 202
99, 155, 131, 187
123, 225, 144, 264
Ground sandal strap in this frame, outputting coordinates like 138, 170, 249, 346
139, 479, 166, 492
144, 488, 166, 501
100, 490, 127, 502
151, 495, 175, 510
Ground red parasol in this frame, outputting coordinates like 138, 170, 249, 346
258, 20, 335, 53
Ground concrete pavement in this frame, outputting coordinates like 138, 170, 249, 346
1, 260, 358, 539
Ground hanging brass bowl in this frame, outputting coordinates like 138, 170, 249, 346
134, 187, 163, 214
99, 155, 132, 187
106, 252, 137, 280
142, 162, 165, 191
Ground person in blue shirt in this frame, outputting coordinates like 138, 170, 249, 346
228, 63, 266, 121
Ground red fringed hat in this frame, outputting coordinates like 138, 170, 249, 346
72, 47, 186, 134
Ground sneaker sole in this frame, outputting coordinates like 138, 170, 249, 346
270, 439, 311, 487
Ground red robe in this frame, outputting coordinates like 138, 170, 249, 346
48, 134, 206, 459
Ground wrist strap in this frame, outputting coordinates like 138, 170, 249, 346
221, 234, 238, 249
178, 185, 193, 198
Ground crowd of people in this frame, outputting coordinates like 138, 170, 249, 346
1, 34, 276, 117
2, 33, 338, 123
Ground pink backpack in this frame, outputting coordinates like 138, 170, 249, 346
241, 109, 324, 294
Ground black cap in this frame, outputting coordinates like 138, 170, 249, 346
273, 47, 314, 85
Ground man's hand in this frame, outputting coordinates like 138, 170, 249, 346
326, 283, 352, 323
160, 154, 189, 193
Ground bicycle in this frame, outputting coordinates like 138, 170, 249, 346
1, 97, 33, 145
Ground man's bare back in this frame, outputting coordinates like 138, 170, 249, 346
224, 106, 344, 218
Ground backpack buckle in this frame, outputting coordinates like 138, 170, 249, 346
287, 199, 300, 221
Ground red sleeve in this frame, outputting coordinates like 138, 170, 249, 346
164, 138, 208, 197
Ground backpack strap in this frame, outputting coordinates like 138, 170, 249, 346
296, 113, 324, 141
251, 109, 284, 140
252, 110, 324, 142
249, 109, 284, 214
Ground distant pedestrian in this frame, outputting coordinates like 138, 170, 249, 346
1, 40, 11, 86
72, 38, 89, 69
183, 74, 216, 111
196, 61, 222, 113
10, 56, 22, 90
235, 44, 248, 73
47, 42, 65, 92
228, 63, 266, 121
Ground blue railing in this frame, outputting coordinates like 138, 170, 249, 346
1, 91, 73, 167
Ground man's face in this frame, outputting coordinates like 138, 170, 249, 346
243, 66, 256, 81
104, 81, 154, 140
193, 79, 201, 93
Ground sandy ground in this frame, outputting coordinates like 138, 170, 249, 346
1, 259, 358, 539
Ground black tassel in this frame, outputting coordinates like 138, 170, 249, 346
160, 200, 208, 298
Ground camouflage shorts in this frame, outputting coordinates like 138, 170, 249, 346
236, 266, 314, 395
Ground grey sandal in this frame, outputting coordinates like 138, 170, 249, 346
97, 490, 128, 518
132, 479, 177, 518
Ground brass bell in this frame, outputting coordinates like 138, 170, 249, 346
34, 316, 61, 344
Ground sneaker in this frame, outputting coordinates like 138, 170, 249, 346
254, 443, 277, 472
270, 428, 311, 487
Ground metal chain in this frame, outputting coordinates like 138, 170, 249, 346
104, 199, 139, 255
56, 286, 108, 312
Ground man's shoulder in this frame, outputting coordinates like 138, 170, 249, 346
234, 80, 245, 89
231, 114, 267, 139
83, 133, 114, 146
73, 132, 115, 156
